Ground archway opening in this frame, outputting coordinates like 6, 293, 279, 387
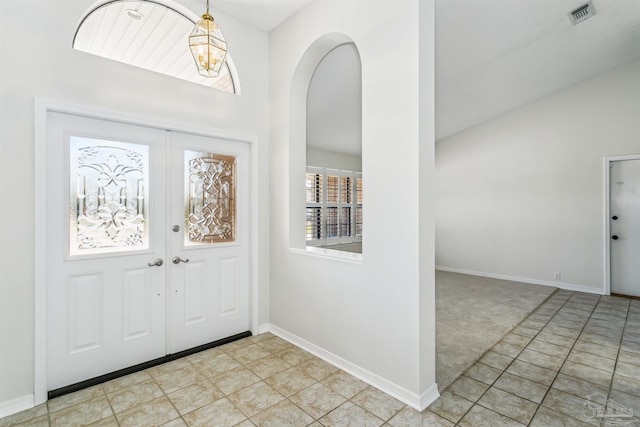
305, 43, 362, 253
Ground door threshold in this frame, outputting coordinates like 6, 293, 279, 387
48, 331, 252, 400
611, 293, 640, 300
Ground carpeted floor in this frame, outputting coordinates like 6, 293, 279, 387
436, 271, 557, 391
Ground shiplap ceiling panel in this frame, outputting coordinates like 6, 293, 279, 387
92, 4, 120, 54
141, 18, 187, 70
118, 24, 152, 64
74, 0, 235, 92
101, 3, 128, 56
164, 43, 192, 76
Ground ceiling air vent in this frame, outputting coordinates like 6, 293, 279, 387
568, 1, 596, 25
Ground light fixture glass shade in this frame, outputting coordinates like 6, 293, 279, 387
189, 13, 227, 78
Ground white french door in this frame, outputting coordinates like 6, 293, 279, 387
167, 131, 250, 354
46, 112, 250, 391
610, 158, 640, 297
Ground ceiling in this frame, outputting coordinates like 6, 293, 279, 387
77, 0, 640, 146
215, 0, 640, 143
209, 0, 314, 32
74, 0, 235, 91
435, 0, 640, 140
74, 0, 314, 90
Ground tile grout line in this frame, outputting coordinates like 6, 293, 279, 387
522, 294, 584, 426
525, 293, 626, 427
23, 304, 636, 427
46, 401, 52, 427
489, 291, 575, 427
261, 338, 402, 426
221, 339, 285, 426
256, 346, 400, 425
456, 290, 594, 426
605, 296, 632, 406
5, 333, 395, 427
449, 289, 571, 426
172, 336, 391, 427
101, 386, 121, 427
152, 361, 190, 427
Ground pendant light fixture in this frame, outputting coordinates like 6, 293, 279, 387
189, 0, 227, 78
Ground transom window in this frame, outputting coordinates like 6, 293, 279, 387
306, 167, 362, 247
73, 0, 238, 93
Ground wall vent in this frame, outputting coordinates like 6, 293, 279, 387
568, 1, 596, 25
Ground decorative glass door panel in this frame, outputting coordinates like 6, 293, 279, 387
69, 137, 149, 255
169, 133, 250, 354
185, 151, 236, 245
48, 113, 166, 392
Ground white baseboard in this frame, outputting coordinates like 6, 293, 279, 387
420, 383, 441, 410
258, 323, 271, 335
435, 266, 605, 295
264, 324, 439, 411
0, 394, 34, 419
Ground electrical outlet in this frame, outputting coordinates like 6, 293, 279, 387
553, 272, 561, 280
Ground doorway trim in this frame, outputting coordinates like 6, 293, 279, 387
603, 153, 640, 296
34, 98, 260, 405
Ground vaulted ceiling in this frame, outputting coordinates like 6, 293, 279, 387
435, 0, 640, 140
214, 0, 640, 143
207, 0, 314, 31
78, 0, 640, 146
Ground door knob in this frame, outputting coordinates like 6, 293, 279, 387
148, 258, 164, 267
612, 235, 619, 240
172, 225, 181, 232
612, 216, 618, 220
172, 256, 190, 264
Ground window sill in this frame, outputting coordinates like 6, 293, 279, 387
290, 246, 363, 264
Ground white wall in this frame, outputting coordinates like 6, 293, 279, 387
436, 59, 640, 293
419, 0, 437, 398
0, 0, 269, 409
269, 0, 437, 407
306, 147, 361, 171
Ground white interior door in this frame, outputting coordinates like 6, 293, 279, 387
167, 131, 250, 354
610, 158, 640, 297
46, 112, 251, 391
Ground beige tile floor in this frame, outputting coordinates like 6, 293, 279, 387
1, 289, 639, 427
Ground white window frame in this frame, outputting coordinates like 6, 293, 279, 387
306, 166, 362, 247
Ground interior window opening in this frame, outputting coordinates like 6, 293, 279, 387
305, 167, 362, 253
73, 0, 239, 93
305, 43, 362, 254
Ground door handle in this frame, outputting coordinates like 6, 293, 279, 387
612, 235, 619, 240
148, 258, 164, 267
172, 256, 190, 264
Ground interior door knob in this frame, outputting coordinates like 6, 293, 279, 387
612, 216, 618, 220
148, 258, 164, 267
172, 256, 190, 264
612, 235, 619, 240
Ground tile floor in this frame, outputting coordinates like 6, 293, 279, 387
435, 290, 640, 427
1, 289, 639, 426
